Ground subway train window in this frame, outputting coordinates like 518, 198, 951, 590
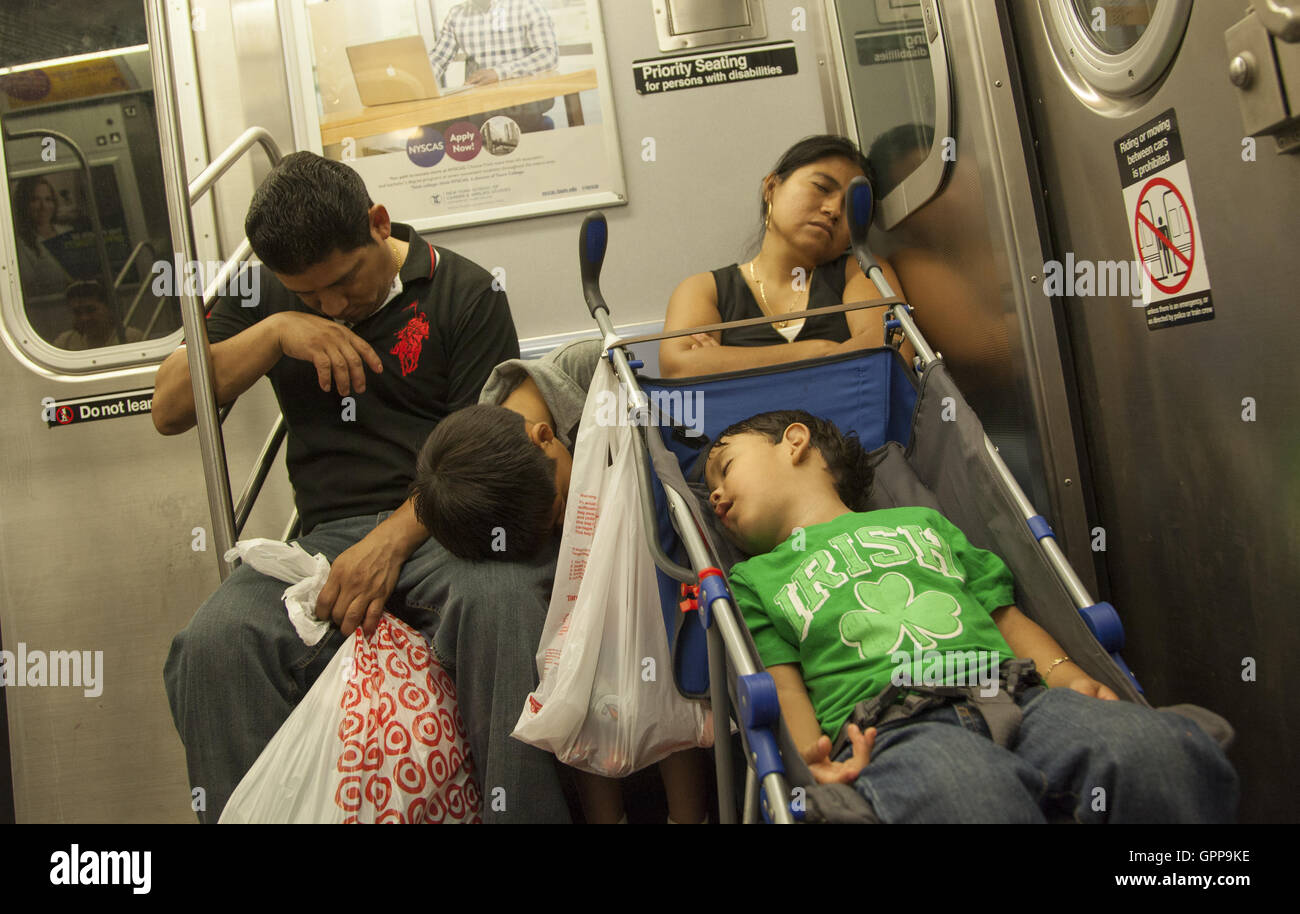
0, 1, 180, 370
1070, 0, 1156, 54
825, 0, 953, 229
1044, 0, 1191, 99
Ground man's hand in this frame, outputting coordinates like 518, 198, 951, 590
803, 724, 876, 785
466, 68, 500, 85
274, 312, 383, 395
316, 529, 405, 638
687, 332, 719, 350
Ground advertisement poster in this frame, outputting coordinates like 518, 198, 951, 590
285, 0, 625, 231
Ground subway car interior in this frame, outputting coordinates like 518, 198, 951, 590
0, 0, 1296, 831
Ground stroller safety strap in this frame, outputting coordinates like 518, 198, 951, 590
606, 297, 907, 349
830, 657, 1042, 759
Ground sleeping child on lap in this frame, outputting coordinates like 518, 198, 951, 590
706, 410, 1238, 823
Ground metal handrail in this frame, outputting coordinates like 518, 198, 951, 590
114, 240, 157, 291
122, 279, 157, 329
234, 415, 288, 536
147, 0, 284, 579
118, 241, 158, 327
189, 127, 282, 204
143, 287, 172, 337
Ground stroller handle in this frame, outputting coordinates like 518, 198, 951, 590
847, 175, 907, 307
846, 176, 884, 281
579, 211, 609, 318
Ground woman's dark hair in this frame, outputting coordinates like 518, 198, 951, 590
411, 404, 558, 562
12, 176, 56, 249
745, 135, 876, 257
712, 409, 875, 511
244, 151, 375, 275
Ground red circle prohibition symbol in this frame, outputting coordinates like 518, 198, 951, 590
55, 406, 73, 425
1134, 176, 1194, 295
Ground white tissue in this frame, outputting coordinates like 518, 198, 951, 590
224, 538, 333, 646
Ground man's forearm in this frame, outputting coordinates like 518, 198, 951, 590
152, 315, 283, 435
498, 45, 558, 78
371, 496, 431, 557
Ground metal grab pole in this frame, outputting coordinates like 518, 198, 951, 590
146, 0, 238, 578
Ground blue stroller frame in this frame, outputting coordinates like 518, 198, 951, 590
577, 178, 1232, 823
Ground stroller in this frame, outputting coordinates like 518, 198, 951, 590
575, 178, 1233, 823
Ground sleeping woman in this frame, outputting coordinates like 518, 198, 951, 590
659, 134, 910, 378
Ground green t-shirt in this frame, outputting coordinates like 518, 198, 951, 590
728, 507, 1016, 739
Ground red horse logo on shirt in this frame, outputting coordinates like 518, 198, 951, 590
390, 303, 430, 376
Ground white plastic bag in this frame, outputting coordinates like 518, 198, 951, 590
511, 360, 712, 776
219, 538, 481, 823
224, 538, 331, 646
221, 614, 481, 824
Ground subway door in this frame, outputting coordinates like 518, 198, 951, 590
1007, 0, 1300, 822
818, 0, 1101, 591
0, 4, 294, 823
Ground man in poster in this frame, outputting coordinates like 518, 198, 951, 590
427, 0, 561, 131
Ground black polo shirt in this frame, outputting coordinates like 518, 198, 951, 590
205, 224, 520, 534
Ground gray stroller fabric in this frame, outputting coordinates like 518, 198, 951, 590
904, 362, 1232, 748
639, 357, 1233, 824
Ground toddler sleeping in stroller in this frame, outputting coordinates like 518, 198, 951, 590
705, 409, 1238, 823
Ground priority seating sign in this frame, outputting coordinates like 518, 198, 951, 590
1114, 109, 1214, 330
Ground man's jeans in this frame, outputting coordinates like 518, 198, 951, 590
164, 512, 570, 823
839, 685, 1239, 823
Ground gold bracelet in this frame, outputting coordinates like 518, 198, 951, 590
1042, 656, 1071, 683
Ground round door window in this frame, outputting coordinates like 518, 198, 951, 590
1070, 0, 1158, 54
1047, 0, 1190, 98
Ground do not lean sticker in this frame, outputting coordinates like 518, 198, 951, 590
1114, 109, 1213, 330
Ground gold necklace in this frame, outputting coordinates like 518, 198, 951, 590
389, 239, 404, 278
747, 259, 807, 333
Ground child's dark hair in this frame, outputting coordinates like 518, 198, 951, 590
244, 151, 375, 275
713, 410, 875, 510
411, 404, 557, 562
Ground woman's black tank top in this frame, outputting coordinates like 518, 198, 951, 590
711, 253, 853, 347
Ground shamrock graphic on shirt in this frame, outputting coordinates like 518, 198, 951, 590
838, 572, 964, 659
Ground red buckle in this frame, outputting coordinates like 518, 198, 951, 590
679, 582, 700, 613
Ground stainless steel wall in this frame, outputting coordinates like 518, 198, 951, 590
1007, 0, 1299, 823
823, 0, 1100, 588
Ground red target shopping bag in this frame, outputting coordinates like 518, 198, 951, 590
221, 614, 481, 824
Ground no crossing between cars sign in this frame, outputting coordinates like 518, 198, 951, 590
1114, 109, 1214, 330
